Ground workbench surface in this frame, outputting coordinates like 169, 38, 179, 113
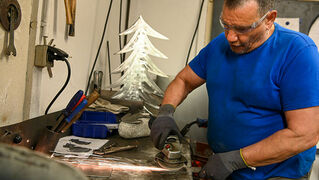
55, 135, 193, 180
0, 106, 193, 179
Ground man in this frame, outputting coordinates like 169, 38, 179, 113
150, 0, 319, 179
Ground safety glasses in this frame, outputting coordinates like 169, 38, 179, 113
219, 11, 269, 34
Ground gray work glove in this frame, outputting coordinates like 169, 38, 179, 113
199, 150, 250, 180
150, 104, 183, 150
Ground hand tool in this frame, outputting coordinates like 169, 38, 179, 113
60, 90, 100, 133
52, 90, 84, 132
64, 0, 76, 36
93, 71, 99, 90
0, 0, 21, 32
93, 145, 137, 155
6, 6, 16, 56
93, 141, 137, 155
68, 0, 76, 36
93, 71, 103, 93
0, 0, 21, 56
55, 98, 88, 133
97, 71, 103, 93
72, 94, 86, 111
64, 0, 72, 25
65, 99, 88, 123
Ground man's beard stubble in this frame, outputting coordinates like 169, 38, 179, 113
230, 31, 266, 54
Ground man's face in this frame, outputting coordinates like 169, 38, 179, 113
220, 1, 269, 54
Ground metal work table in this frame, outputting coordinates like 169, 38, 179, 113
0, 111, 192, 179
54, 135, 192, 180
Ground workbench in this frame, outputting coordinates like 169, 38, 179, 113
0, 110, 193, 179
55, 135, 192, 180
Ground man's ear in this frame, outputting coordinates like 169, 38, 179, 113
266, 10, 277, 28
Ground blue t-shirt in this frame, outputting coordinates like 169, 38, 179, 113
189, 23, 319, 179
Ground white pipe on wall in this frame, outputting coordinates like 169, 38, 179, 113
40, 0, 50, 43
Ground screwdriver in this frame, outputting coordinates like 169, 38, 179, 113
60, 89, 100, 133
55, 98, 88, 133
52, 90, 84, 132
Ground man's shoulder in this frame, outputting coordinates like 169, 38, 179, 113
206, 33, 228, 50
275, 23, 315, 47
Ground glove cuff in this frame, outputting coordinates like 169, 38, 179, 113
240, 149, 256, 171
158, 104, 175, 116
219, 150, 253, 172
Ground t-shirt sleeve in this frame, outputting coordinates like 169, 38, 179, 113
188, 46, 209, 80
280, 44, 319, 111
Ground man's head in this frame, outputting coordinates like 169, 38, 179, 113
221, 0, 277, 54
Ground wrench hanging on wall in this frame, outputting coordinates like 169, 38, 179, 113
0, 0, 21, 56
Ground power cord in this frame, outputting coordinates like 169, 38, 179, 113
85, 0, 113, 96
185, 0, 205, 67
45, 46, 71, 115
308, 14, 319, 35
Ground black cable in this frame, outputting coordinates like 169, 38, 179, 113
308, 14, 319, 35
119, 0, 123, 62
85, 0, 113, 96
45, 59, 71, 115
185, 0, 205, 67
107, 40, 112, 90
122, 0, 131, 62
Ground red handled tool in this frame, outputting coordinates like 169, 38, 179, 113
55, 98, 88, 132
60, 90, 100, 133
52, 90, 84, 132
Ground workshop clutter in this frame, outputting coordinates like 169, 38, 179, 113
72, 111, 118, 138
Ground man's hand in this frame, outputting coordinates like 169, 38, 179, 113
150, 104, 183, 150
199, 150, 249, 180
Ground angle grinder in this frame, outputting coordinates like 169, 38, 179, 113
154, 135, 187, 170
149, 116, 208, 170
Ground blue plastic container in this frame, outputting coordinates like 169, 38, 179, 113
72, 111, 117, 138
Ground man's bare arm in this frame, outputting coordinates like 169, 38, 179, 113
242, 106, 319, 166
162, 65, 206, 107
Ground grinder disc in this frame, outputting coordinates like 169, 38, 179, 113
155, 152, 187, 170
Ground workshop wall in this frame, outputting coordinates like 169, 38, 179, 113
28, 0, 212, 127
0, 0, 211, 147
0, 1, 33, 126
0, 0, 207, 126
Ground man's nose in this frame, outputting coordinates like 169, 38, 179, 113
225, 30, 238, 43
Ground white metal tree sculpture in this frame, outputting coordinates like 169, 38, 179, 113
109, 16, 168, 108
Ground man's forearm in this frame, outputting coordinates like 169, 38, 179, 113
162, 76, 190, 107
242, 128, 318, 167
161, 65, 206, 107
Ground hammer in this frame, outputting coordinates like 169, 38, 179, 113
64, 0, 76, 36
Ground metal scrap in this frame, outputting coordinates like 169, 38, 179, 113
63, 143, 91, 153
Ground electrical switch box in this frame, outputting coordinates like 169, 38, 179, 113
34, 45, 49, 68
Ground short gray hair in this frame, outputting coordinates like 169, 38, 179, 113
224, 0, 275, 16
